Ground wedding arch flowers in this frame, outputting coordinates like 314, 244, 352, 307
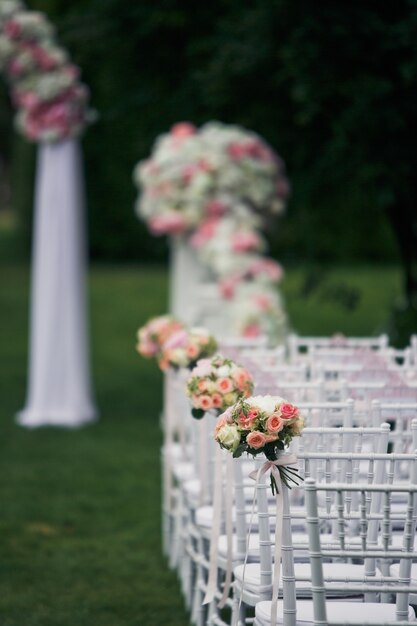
186, 354, 254, 419
133, 120, 290, 343
0, 0, 93, 142
133, 121, 289, 237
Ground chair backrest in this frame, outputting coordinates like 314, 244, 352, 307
287, 333, 389, 363
297, 399, 355, 428
304, 469, 417, 626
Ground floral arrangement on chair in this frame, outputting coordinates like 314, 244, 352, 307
215, 395, 304, 490
136, 315, 184, 359
158, 327, 217, 371
0, 0, 93, 141
186, 354, 254, 419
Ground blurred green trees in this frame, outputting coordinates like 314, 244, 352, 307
3, 0, 416, 281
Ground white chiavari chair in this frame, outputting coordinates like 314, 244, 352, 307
254, 455, 417, 626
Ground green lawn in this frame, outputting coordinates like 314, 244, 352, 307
0, 263, 402, 626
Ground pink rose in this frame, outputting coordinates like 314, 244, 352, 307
219, 275, 241, 300
252, 294, 273, 312
233, 369, 252, 392
279, 403, 299, 420
232, 231, 261, 253
171, 122, 196, 138
137, 341, 157, 358
199, 395, 213, 411
198, 380, 208, 392
163, 329, 188, 351
149, 213, 187, 236
186, 344, 199, 359
191, 358, 212, 377
238, 411, 257, 430
215, 410, 233, 436
246, 431, 267, 449
248, 258, 284, 283
217, 378, 233, 394
4, 20, 21, 39
266, 414, 285, 434
205, 199, 226, 217
227, 142, 247, 160
243, 323, 261, 338
212, 393, 223, 409
190, 217, 219, 248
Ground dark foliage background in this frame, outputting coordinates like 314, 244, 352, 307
2, 0, 417, 271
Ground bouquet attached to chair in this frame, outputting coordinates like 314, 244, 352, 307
215, 394, 304, 492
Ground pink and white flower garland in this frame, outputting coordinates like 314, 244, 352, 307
0, 1, 92, 142
186, 354, 254, 418
133, 121, 289, 342
133, 121, 288, 236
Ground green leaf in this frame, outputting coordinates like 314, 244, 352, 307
233, 443, 248, 458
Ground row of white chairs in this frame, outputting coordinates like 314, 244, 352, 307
161, 334, 417, 625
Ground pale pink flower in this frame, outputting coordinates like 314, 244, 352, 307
212, 393, 223, 409
249, 258, 284, 282
266, 414, 285, 433
205, 199, 226, 216
243, 323, 261, 338
170, 122, 196, 138
149, 213, 187, 236
191, 358, 212, 377
199, 395, 213, 411
217, 378, 233, 394
279, 403, 299, 420
231, 231, 261, 253
163, 329, 188, 351
246, 431, 267, 449
186, 344, 199, 359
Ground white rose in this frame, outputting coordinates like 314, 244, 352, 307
247, 395, 285, 415
216, 365, 231, 377
217, 423, 241, 452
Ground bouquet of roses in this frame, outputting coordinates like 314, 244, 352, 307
186, 354, 254, 419
158, 327, 217, 371
215, 395, 304, 490
136, 314, 184, 359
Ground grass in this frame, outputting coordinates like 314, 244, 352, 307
0, 262, 402, 626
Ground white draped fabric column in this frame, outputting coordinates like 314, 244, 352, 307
169, 235, 209, 325
17, 138, 97, 428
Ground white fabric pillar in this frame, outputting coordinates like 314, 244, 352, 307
17, 138, 97, 428
169, 235, 209, 325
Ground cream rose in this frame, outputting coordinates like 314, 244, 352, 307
216, 423, 241, 452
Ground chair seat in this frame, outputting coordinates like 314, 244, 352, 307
255, 599, 416, 625
217, 533, 309, 562
234, 562, 370, 596
195, 504, 305, 532
172, 461, 194, 481
390, 563, 417, 602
